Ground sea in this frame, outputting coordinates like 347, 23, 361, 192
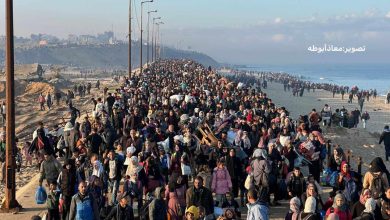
238, 63, 390, 96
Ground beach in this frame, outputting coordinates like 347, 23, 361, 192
252, 77, 390, 219
263, 80, 390, 170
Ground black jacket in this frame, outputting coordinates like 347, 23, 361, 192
380, 131, 390, 147
186, 186, 214, 215
104, 204, 134, 220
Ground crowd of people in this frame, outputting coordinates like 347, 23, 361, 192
3, 59, 390, 220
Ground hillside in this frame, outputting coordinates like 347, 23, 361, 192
0, 43, 220, 69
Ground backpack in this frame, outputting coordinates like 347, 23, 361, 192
370, 172, 384, 199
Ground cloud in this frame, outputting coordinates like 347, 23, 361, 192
274, 17, 282, 24
163, 11, 390, 64
386, 11, 390, 18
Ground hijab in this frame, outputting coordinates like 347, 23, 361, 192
340, 161, 351, 180
290, 197, 301, 220
370, 157, 388, 173
332, 193, 348, 212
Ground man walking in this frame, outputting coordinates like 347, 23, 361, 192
379, 125, 390, 161
69, 181, 100, 220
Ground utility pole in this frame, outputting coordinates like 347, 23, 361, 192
151, 17, 161, 63
128, 0, 132, 78
140, 0, 153, 75
1, 0, 21, 212
146, 10, 157, 67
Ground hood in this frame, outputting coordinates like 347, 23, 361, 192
370, 157, 387, 173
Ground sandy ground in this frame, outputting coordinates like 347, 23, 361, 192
0, 77, 115, 204
263, 81, 390, 168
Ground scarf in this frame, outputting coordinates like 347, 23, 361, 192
340, 161, 351, 180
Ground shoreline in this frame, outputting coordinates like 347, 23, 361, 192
262, 81, 390, 134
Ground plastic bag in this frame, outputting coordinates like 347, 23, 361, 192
35, 186, 47, 204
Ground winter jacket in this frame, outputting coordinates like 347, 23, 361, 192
246, 200, 269, 220
104, 204, 134, 220
39, 156, 62, 184
351, 201, 382, 219
149, 187, 168, 220
226, 155, 242, 180
325, 207, 352, 220
288, 174, 306, 197
300, 212, 321, 220
380, 130, 390, 148
211, 167, 232, 194
378, 196, 390, 219
69, 192, 100, 220
197, 171, 212, 190
362, 171, 389, 193
58, 168, 77, 197
186, 186, 214, 215
251, 158, 271, 187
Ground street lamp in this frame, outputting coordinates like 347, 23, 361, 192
128, 0, 132, 77
151, 17, 161, 63
147, 10, 157, 67
155, 21, 164, 61
140, 0, 153, 74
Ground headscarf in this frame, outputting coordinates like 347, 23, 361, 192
340, 161, 351, 180
332, 193, 347, 212
333, 147, 345, 166
359, 189, 371, 205
290, 197, 301, 220
92, 160, 104, 178
252, 148, 267, 159
363, 198, 376, 214
370, 157, 388, 173
304, 196, 316, 213
125, 156, 141, 177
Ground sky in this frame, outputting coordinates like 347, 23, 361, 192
1, 0, 390, 64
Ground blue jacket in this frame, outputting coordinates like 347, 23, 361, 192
246, 200, 269, 220
69, 192, 100, 220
